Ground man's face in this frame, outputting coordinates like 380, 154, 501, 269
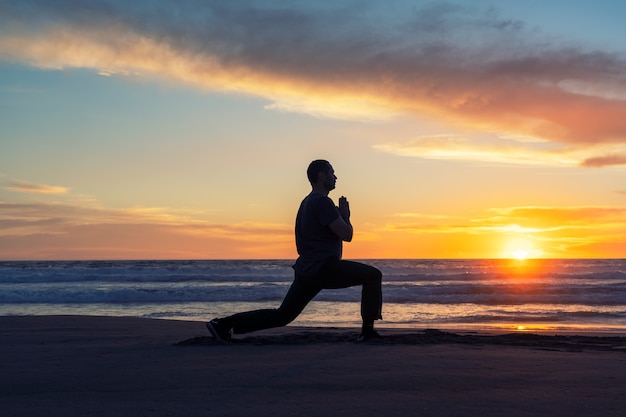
321, 165, 337, 191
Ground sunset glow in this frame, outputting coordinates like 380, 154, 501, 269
512, 251, 530, 261
2, 1, 626, 260
502, 237, 541, 260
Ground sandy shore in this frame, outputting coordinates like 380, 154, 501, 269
2, 316, 626, 417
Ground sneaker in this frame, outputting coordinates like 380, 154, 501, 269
357, 328, 383, 342
206, 318, 232, 343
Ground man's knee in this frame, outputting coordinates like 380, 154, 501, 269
368, 266, 382, 282
275, 308, 300, 326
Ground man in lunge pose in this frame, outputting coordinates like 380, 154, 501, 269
206, 159, 383, 342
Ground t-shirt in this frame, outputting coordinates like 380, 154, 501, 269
293, 192, 342, 277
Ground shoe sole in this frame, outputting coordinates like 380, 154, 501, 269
206, 322, 230, 344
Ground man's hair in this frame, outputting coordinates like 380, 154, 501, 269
306, 159, 331, 184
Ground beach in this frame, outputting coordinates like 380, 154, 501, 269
2, 316, 626, 417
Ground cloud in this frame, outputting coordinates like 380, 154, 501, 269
380, 205, 626, 257
6, 180, 70, 194
374, 134, 580, 166
486, 206, 626, 224
580, 153, 626, 168
376, 135, 626, 167
0, 200, 293, 259
2, 1, 626, 164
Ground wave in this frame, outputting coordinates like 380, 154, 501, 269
2, 259, 626, 283
2, 282, 625, 306
0, 260, 295, 283
1, 259, 626, 307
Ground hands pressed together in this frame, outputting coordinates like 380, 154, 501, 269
338, 196, 350, 222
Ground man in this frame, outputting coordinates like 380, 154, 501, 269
206, 160, 383, 342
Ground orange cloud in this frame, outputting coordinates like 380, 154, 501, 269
581, 153, 626, 168
484, 206, 626, 228
3, 2, 626, 165
374, 134, 578, 166
0, 223, 292, 260
373, 206, 626, 258
2, 196, 626, 259
6, 180, 69, 195
0, 200, 293, 260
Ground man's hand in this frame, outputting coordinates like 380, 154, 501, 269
338, 196, 350, 221
329, 196, 353, 242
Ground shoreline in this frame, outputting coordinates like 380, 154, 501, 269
4, 313, 626, 337
2, 315, 626, 416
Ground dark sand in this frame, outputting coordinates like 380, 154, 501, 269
2, 315, 626, 417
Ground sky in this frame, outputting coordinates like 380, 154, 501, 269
1, 0, 626, 260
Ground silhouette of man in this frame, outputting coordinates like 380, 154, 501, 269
206, 159, 383, 342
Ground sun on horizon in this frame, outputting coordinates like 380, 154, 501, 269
511, 250, 530, 261
501, 237, 544, 260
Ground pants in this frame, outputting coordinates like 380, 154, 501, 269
228, 259, 382, 334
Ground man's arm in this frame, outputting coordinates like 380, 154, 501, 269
328, 196, 353, 242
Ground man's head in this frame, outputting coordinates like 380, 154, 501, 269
307, 159, 336, 191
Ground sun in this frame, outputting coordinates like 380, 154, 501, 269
512, 250, 530, 260
502, 237, 542, 259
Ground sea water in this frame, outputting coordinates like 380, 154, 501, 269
1, 259, 626, 334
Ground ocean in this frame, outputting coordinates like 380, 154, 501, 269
2, 259, 626, 334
